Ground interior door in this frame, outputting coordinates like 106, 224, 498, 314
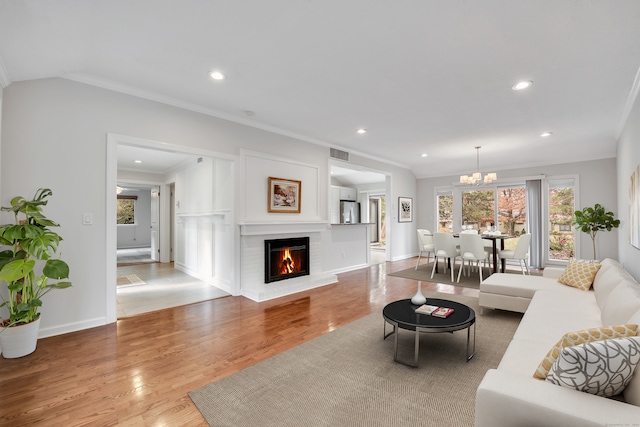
150, 186, 160, 261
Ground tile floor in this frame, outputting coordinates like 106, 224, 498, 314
117, 248, 230, 318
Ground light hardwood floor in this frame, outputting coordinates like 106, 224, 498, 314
0, 258, 478, 426
117, 263, 230, 318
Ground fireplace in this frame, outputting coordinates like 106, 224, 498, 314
264, 237, 310, 283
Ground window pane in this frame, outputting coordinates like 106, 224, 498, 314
462, 189, 494, 233
548, 182, 575, 260
117, 199, 135, 224
498, 186, 527, 235
437, 193, 453, 233
497, 186, 527, 251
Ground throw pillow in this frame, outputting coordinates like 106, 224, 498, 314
533, 324, 638, 379
545, 337, 640, 397
557, 259, 601, 291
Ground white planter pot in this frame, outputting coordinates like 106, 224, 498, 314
0, 317, 41, 359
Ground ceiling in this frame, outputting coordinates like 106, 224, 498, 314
117, 144, 200, 175
2, 1, 640, 179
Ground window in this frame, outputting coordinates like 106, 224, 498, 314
548, 180, 575, 261
437, 190, 453, 233
461, 189, 494, 233
497, 186, 526, 235
117, 195, 137, 225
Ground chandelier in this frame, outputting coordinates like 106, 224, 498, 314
459, 146, 497, 185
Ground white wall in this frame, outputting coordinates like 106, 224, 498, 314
116, 189, 152, 248
617, 86, 640, 281
1, 77, 415, 337
416, 157, 619, 262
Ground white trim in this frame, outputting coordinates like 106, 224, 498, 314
105, 135, 118, 323
239, 221, 328, 236
39, 317, 107, 339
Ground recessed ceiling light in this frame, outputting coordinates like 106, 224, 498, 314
512, 80, 533, 91
356, 128, 367, 134
540, 132, 553, 137
421, 153, 428, 157
209, 70, 226, 80
134, 160, 142, 164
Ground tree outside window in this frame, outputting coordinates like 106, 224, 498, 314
462, 189, 494, 232
548, 185, 575, 260
437, 193, 453, 232
498, 187, 526, 236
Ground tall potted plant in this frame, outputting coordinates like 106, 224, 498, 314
572, 203, 620, 260
0, 188, 72, 358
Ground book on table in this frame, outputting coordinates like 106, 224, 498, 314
431, 307, 454, 318
415, 304, 439, 315
414, 304, 454, 317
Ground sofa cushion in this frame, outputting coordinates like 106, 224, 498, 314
593, 264, 635, 308
545, 337, 640, 397
557, 259, 601, 291
480, 273, 578, 299
601, 281, 640, 326
533, 324, 639, 379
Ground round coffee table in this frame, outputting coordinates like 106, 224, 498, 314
382, 298, 476, 367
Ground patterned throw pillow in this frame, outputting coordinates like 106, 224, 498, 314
545, 337, 640, 397
557, 259, 602, 291
533, 324, 638, 379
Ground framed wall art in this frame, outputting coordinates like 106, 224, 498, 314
398, 197, 413, 222
268, 177, 301, 213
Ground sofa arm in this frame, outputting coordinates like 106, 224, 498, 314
542, 266, 564, 279
476, 369, 640, 427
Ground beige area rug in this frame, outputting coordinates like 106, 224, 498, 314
116, 274, 146, 287
189, 292, 522, 427
388, 261, 496, 289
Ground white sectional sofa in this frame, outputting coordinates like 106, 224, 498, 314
476, 258, 640, 427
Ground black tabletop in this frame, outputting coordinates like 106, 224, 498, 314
383, 298, 475, 331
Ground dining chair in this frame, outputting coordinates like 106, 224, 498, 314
457, 233, 490, 283
415, 229, 435, 270
459, 229, 478, 234
498, 233, 532, 275
431, 232, 461, 282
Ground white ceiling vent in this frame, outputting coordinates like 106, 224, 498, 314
330, 148, 349, 161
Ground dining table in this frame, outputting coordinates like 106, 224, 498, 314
479, 234, 514, 273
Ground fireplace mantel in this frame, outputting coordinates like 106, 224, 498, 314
239, 221, 328, 236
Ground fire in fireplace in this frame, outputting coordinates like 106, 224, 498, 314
264, 237, 310, 283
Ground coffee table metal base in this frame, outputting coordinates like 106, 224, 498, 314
383, 319, 476, 368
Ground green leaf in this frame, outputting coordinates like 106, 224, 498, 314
43, 259, 70, 280
1, 259, 35, 282
48, 281, 72, 290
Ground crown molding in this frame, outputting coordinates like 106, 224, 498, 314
63, 74, 410, 171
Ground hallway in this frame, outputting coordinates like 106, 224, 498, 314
117, 249, 229, 318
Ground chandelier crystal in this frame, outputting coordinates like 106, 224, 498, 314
460, 146, 497, 185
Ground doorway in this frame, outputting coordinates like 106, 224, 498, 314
108, 134, 235, 321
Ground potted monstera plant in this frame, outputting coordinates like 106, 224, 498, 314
572, 203, 620, 260
0, 188, 72, 358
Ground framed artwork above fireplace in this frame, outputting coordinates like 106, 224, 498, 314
268, 177, 301, 213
